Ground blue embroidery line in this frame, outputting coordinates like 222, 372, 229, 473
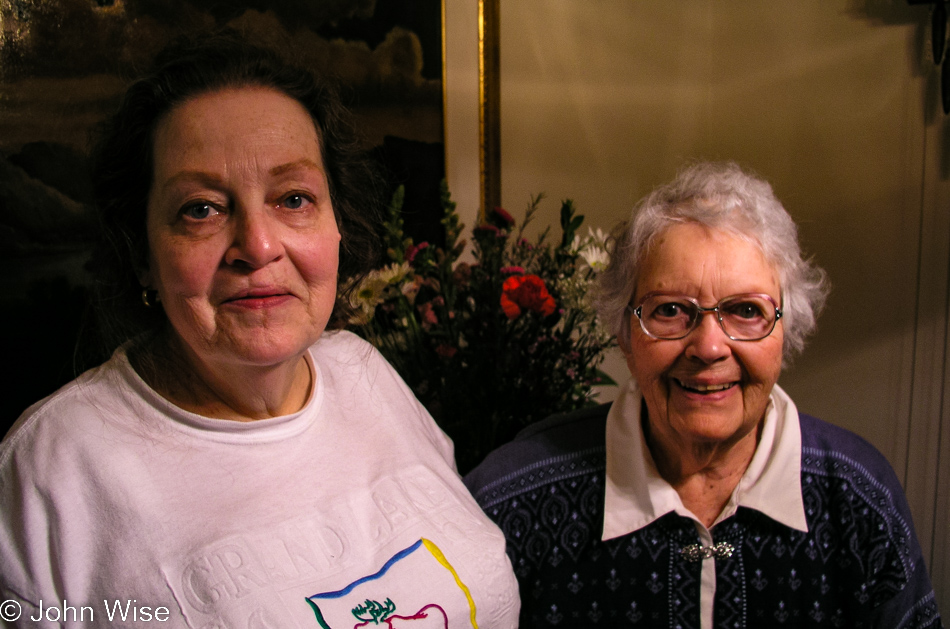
308, 539, 424, 600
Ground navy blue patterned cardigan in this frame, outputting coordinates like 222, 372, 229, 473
464, 404, 942, 629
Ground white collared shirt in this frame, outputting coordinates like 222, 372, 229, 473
603, 377, 809, 629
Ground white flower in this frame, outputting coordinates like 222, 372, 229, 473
354, 274, 385, 303
578, 228, 610, 271
580, 246, 610, 272
569, 234, 584, 255
401, 278, 422, 304
587, 227, 608, 248
378, 261, 411, 285
349, 262, 411, 323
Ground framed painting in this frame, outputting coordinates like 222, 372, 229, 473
0, 0, 446, 429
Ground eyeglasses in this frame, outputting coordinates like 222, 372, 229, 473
633, 292, 782, 341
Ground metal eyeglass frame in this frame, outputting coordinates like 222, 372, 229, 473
632, 292, 783, 341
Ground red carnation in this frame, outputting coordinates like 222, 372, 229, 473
500, 274, 556, 319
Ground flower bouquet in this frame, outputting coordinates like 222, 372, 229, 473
349, 183, 615, 472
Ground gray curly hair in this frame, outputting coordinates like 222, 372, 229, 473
595, 161, 829, 363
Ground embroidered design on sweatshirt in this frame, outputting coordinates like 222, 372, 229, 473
306, 538, 477, 628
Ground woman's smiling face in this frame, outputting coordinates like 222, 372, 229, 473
143, 86, 341, 373
625, 222, 784, 452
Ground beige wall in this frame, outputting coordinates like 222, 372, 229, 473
484, 0, 950, 612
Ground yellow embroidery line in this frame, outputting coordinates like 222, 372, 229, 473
421, 538, 478, 629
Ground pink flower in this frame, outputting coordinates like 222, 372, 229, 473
490, 206, 515, 227
474, 224, 501, 236
500, 266, 525, 275
406, 241, 429, 263
418, 302, 438, 328
500, 275, 556, 319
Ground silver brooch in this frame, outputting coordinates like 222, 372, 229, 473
680, 542, 735, 562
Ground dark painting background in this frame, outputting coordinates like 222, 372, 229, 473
0, 0, 446, 431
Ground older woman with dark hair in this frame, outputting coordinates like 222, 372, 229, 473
0, 32, 519, 627
465, 162, 940, 628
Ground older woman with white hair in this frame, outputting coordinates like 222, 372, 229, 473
465, 162, 941, 629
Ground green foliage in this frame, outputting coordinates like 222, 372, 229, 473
349, 183, 615, 473
351, 599, 396, 623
